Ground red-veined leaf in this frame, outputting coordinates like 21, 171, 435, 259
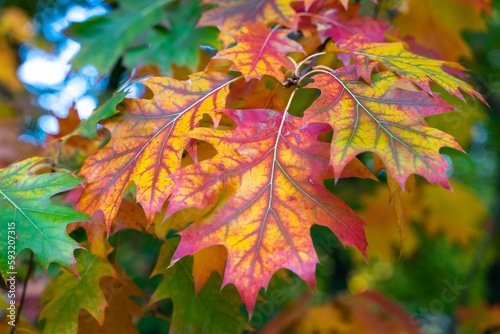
166, 108, 369, 312
78, 72, 236, 230
303, 66, 461, 189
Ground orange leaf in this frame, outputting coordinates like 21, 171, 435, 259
303, 66, 462, 189
214, 22, 304, 82
167, 108, 368, 313
78, 72, 236, 231
199, 0, 297, 46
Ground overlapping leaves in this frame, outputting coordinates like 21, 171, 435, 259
199, 0, 297, 46
75, 13, 484, 315
47, 0, 489, 323
337, 35, 485, 101
166, 108, 369, 311
304, 66, 462, 189
78, 72, 235, 229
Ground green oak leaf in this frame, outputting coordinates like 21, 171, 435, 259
150, 238, 250, 333
66, 0, 173, 74
0, 157, 89, 280
39, 251, 116, 334
123, 0, 221, 74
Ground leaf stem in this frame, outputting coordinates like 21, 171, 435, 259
297, 67, 332, 86
11, 251, 34, 334
294, 52, 327, 77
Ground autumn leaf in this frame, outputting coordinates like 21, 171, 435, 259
287, 291, 421, 333
166, 107, 368, 312
39, 251, 116, 334
78, 71, 236, 230
392, 0, 488, 61
337, 35, 485, 102
303, 66, 461, 189
214, 22, 304, 82
66, 0, 174, 74
0, 157, 88, 279
45, 106, 101, 171
150, 239, 250, 333
199, 0, 297, 46
226, 75, 292, 111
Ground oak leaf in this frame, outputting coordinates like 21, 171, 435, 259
40, 252, 116, 334
78, 269, 144, 334
67, 0, 174, 74
123, 0, 221, 75
303, 66, 461, 189
78, 72, 235, 230
199, 0, 297, 46
337, 35, 485, 102
166, 108, 369, 312
314, 4, 388, 43
0, 158, 88, 279
214, 22, 304, 82
150, 239, 249, 333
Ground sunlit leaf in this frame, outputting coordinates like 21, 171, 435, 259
214, 22, 304, 82
167, 108, 368, 312
304, 66, 461, 189
78, 72, 235, 230
150, 238, 249, 333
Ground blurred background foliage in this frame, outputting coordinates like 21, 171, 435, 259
0, 0, 499, 333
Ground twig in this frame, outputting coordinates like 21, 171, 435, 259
11, 251, 34, 334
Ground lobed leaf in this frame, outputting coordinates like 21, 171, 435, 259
123, 0, 221, 74
337, 35, 485, 102
39, 252, 116, 334
214, 22, 304, 82
199, 0, 297, 46
0, 157, 88, 279
303, 66, 462, 189
166, 108, 369, 312
314, 4, 388, 43
66, 0, 174, 74
78, 72, 235, 230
